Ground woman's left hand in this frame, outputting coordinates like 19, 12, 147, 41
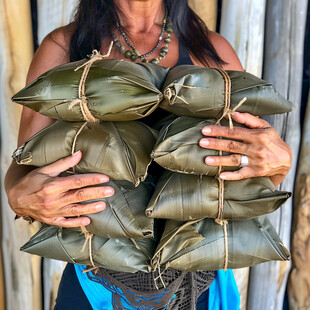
199, 112, 292, 187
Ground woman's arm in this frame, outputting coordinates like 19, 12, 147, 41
198, 32, 292, 186
5, 28, 114, 227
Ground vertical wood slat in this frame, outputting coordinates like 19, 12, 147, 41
0, 1, 38, 310
219, 2, 266, 309
188, 0, 218, 31
247, 1, 308, 309
37, 0, 78, 44
288, 90, 310, 309
36, 1, 78, 308
0, 242, 4, 310
220, 0, 266, 77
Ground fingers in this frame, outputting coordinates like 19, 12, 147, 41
41, 201, 107, 228
204, 154, 248, 167
201, 112, 273, 142
230, 112, 272, 129
202, 125, 255, 142
41, 173, 110, 195
40, 151, 82, 177
57, 201, 106, 217
219, 167, 257, 180
50, 216, 91, 228
199, 138, 248, 155
56, 185, 114, 206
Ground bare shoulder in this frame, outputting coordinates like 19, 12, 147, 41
20, 25, 74, 146
196, 31, 244, 71
26, 25, 73, 84
209, 31, 244, 70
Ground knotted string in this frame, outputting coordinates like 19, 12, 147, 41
69, 121, 99, 272
213, 68, 235, 271
81, 226, 99, 273
71, 122, 88, 174
152, 252, 167, 290
69, 41, 114, 123
164, 83, 196, 106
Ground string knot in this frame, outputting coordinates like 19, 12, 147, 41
164, 83, 196, 106
80, 226, 99, 273
69, 42, 114, 123
152, 252, 167, 290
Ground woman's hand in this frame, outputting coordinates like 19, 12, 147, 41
199, 112, 292, 187
7, 151, 114, 227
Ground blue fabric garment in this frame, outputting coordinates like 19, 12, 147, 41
55, 263, 92, 309
208, 270, 240, 310
74, 264, 177, 310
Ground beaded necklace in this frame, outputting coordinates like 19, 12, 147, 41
113, 9, 173, 64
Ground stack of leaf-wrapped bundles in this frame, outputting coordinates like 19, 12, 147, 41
147, 66, 292, 272
12, 54, 169, 273
12, 56, 293, 274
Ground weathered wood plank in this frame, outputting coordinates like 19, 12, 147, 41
219, 2, 266, 308
220, 0, 266, 77
36, 2, 78, 308
232, 268, 249, 310
43, 260, 66, 310
247, 1, 308, 309
0, 241, 4, 310
37, 0, 78, 44
0, 1, 40, 310
188, 0, 218, 31
288, 90, 310, 309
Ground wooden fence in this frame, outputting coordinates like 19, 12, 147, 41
0, 1, 309, 309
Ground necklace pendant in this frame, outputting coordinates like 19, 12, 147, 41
161, 47, 168, 54
130, 54, 138, 62
124, 50, 132, 58
133, 48, 140, 56
151, 58, 159, 64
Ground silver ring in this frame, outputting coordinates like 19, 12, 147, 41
240, 155, 249, 167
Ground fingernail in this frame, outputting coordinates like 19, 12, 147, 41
72, 150, 81, 157
95, 203, 105, 211
202, 127, 212, 135
104, 188, 114, 196
205, 157, 214, 164
219, 174, 227, 180
81, 218, 90, 225
200, 139, 209, 147
100, 176, 109, 183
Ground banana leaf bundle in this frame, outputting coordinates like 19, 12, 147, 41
150, 216, 290, 272
160, 66, 293, 118
81, 179, 154, 238
152, 116, 241, 175
146, 171, 290, 221
13, 120, 158, 186
12, 59, 168, 122
21, 225, 156, 273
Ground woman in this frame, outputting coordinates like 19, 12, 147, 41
5, 0, 292, 309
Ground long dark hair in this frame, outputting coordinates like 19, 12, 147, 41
70, 0, 224, 67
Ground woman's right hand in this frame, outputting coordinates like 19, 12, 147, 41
7, 151, 114, 227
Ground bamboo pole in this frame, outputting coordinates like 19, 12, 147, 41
188, 0, 218, 31
0, 1, 41, 310
247, 1, 307, 309
288, 90, 310, 309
